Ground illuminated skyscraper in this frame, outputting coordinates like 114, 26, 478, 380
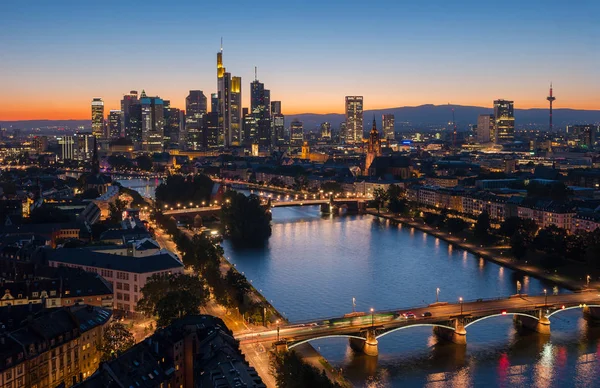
58, 136, 75, 160
271, 101, 284, 146
476, 114, 494, 143
217, 44, 242, 147
185, 90, 207, 150
345, 96, 363, 144
211, 93, 218, 113
120, 90, 138, 137
382, 114, 395, 140
271, 101, 281, 115
163, 100, 182, 149
108, 110, 122, 138
493, 99, 515, 143
91, 98, 104, 138
320, 122, 331, 140
230, 76, 242, 146
290, 120, 304, 146
250, 75, 271, 148
140, 91, 164, 152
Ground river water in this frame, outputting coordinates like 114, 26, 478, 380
222, 206, 600, 388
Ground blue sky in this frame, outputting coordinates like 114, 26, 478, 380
0, 0, 598, 119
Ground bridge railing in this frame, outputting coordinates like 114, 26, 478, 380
280, 292, 576, 327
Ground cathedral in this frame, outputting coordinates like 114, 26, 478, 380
365, 116, 382, 175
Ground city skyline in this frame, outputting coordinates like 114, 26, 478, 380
1, 0, 598, 120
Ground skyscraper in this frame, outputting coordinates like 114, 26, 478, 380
493, 99, 515, 143
217, 44, 242, 148
185, 90, 207, 150
271, 101, 284, 146
345, 96, 363, 144
121, 91, 138, 137
75, 133, 95, 161
127, 103, 143, 147
382, 114, 395, 141
250, 75, 271, 148
163, 100, 182, 149
58, 136, 75, 160
140, 91, 164, 152
230, 76, 242, 146
476, 114, 494, 143
271, 101, 281, 115
320, 122, 332, 140
211, 93, 218, 113
290, 120, 304, 146
91, 98, 104, 138
108, 110, 122, 139
568, 125, 598, 149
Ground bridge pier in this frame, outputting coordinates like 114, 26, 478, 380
349, 328, 378, 356
583, 306, 600, 324
513, 310, 551, 335
274, 340, 289, 353
434, 320, 467, 345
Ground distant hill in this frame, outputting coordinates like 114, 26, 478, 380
2, 104, 599, 131
287, 104, 600, 131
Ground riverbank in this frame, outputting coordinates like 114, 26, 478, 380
367, 210, 599, 292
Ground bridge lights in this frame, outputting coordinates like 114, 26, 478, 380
276, 320, 280, 342
562, 305, 565, 309
370, 308, 374, 327
459, 297, 463, 315
501, 310, 507, 315
544, 289, 548, 306
436, 288, 440, 303
587, 275, 591, 287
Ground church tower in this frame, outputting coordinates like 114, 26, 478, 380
365, 116, 381, 175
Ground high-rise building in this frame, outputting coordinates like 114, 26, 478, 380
127, 103, 143, 146
320, 122, 332, 140
185, 90, 208, 150
91, 98, 104, 138
140, 91, 164, 152
33, 136, 48, 153
568, 124, 598, 149
339, 122, 347, 144
290, 120, 304, 146
205, 111, 220, 148
493, 99, 515, 143
58, 136, 75, 160
211, 93, 219, 113
75, 133, 95, 161
476, 114, 494, 143
271, 101, 281, 115
120, 90, 138, 137
108, 110, 122, 138
230, 76, 242, 146
345, 96, 364, 144
382, 114, 395, 140
163, 100, 182, 149
250, 76, 271, 148
217, 45, 242, 148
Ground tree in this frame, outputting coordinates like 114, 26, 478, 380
155, 174, 214, 206
510, 232, 529, 260
135, 155, 154, 171
534, 225, 568, 267
221, 191, 271, 246
108, 198, 128, 223
388, 197, 408, 215
387, 184, 404, 200
372, 188, 388, 214
137, 273, 209, 317
156, 290, 202, 327
97, 322, 135, 361
474, 211, 491, 241
271, 351, 342, 388
447, 217, 468, 234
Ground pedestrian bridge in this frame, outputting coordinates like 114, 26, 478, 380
237, 291, 600, 356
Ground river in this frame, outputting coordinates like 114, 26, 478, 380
222, 206, 600, 387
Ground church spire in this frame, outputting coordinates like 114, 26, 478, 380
372, 115, 376, 130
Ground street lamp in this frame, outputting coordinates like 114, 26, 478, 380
544, 289, 548, 306
436, 287, 440, 303
459, 297, 463, 315
587, 275, 591, 287
370, 308, 374, 327
276, 319, 280, 342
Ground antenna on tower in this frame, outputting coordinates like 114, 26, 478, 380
220, 37, 223, 52
255, 66, 257, 81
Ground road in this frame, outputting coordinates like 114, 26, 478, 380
237, 292, 600, 345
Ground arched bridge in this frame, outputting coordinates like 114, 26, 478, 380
236, 291, 600, 356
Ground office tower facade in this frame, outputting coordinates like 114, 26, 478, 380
250, 78, 271, 148
91, 98, 104, 138
339, 122, 347, 144
270, 101, 284, 146
140, 92, 165, 152
271, 101, 281, 115
568, 124, 598, 149
345, 96, 364, 144
493, 99, 515, 143
211, 93, 218, 113
75, 133, 95, 161
33, 136, 48, 153
185, 90, 208, 150
382, 114, 395, 140
163, 101, 182, 149
476, 114, 494, 143
230, 76, 242, 146
58, 136, 75, 160
320, 122, 332, 140
205, 111, 219, 148
120, 90, 138, 137
127, 103, 143, 146
108, 110, 122, 138
290, 120, 304, 146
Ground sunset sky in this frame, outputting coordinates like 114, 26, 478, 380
1, 0, 598, 120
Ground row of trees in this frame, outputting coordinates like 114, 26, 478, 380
155, 174, 214, 206
221, 191, 272, 247
271, 351, 342, 388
